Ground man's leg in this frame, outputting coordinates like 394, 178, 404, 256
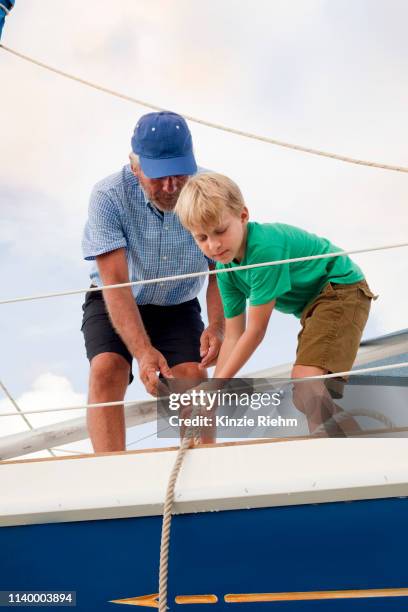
87, 352, 130, 452
81, 287, 134, 453
171, 361, 207, 379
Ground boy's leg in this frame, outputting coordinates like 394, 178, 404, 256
292, 280, 375, 436
291, 365, 358, 437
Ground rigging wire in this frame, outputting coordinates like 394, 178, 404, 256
1, 241, 407, 306
0, 361, 407, 418
0, 378, 56, 457
1, 43, 408, 174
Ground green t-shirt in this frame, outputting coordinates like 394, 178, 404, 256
216, 222, 364, 319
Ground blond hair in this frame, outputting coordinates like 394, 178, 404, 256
176, 172, 245, 230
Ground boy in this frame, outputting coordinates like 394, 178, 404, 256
175, 173, 376, 435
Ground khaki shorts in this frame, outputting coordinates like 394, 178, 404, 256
295, 280, 377, 376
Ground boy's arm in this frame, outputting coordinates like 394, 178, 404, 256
200, 264, 225, 368
214, 312, 246, 376
214, 300, 275, 379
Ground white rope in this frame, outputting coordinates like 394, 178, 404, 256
292, 361, 408, 382
0, 361, 406, 418
0, 396, 150, 417
0, 379, 31, 428
1, 241, 407, 306
158, 411, 199, 611
312, 408, 396, 436
127, 424, 174, 448
335, 408, 395, 429
1, 44, 408, 174
342, 409, 395, 429
0, 379, 56, 457
0, 0, 14, 15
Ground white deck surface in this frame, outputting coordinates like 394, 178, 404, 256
1, 438, 408, 527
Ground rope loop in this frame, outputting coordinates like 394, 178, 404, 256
0, 3, 12, 15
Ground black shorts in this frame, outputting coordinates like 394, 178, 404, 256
81, 289, 205, 384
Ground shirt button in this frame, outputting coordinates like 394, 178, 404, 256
163, 256, 167, 260
164, 225, 169, 230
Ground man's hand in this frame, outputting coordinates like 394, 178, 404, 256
179, 381, 218, 445
199, 325, 224, 369
137, 347, 174, 396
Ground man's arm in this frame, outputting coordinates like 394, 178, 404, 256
199, 265, 225, 368
97, 248, 173, 394
214, 300, 275, 378
97, 249, 149, 357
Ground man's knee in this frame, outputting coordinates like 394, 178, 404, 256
171, 361, 207, 379
163, 361, 207, 395
89, 352, 130, 390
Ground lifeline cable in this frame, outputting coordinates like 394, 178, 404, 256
1, 360, 407, 418
1, 241, 407, 306
127, 423, 174, 448
1, 44, 408, 174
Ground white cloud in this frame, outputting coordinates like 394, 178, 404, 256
0, 372, 86, 437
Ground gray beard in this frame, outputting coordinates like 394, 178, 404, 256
140, 185, 178, 212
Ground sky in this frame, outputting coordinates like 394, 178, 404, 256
1, 0, 407, 457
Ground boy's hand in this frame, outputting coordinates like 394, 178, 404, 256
199, 325, 224, 368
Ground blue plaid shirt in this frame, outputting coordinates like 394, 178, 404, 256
82, 165, 210, 305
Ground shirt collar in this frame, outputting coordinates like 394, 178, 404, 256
138, 183, 165, 219
130, 166, 175, 220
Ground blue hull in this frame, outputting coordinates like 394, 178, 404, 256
1, 496, 408, 610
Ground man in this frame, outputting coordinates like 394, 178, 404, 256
81, 111, 224, 452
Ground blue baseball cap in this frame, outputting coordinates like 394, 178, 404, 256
131, 111, 197, 179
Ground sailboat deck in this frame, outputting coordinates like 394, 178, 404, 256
1, 437, 408, 527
